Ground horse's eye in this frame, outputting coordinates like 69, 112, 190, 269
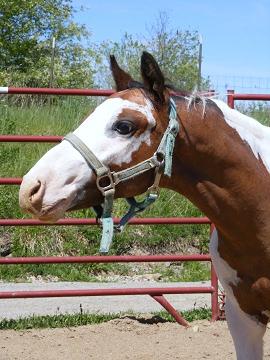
113, 120, 136, 135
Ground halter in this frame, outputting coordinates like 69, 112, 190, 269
64, 98, 179, 253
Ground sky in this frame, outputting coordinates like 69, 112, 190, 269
72, 0, 270, 83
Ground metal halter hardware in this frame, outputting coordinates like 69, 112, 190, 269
63, 98, 179, 253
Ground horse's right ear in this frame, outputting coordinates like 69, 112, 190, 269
140, 51, 165, 104
110, 55, 134, 91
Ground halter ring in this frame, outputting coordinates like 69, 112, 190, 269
96, 173, 115, 195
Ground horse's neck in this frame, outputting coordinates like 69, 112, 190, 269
164, 97, 270, 239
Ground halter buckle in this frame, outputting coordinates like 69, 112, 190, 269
96, 172, 115, 195
146, 156, 163, 197
147, 185, 160, 197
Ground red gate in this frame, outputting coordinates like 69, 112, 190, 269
0, 87, 222, 325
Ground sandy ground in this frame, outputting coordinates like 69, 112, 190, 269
2, 318, 270, 360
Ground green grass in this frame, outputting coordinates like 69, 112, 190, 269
180, 262, 210, 282
140, 261, 210, 282
235, 102, 270, 127
0, 98, 269, 281
0, 308, 211, 330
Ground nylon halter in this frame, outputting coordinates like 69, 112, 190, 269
63, 98, 179, 253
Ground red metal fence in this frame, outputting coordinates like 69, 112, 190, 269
227, 89, 270, 108
4, 86, 262, 324
0, 87, 219, 325
0, 254, 218, 327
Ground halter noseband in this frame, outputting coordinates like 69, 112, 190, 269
63, 98, 179, 253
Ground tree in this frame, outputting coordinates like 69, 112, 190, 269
95, 12, 209, 91
0, 0, 95, 88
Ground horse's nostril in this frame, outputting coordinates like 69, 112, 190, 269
66, 175, 76, 185
19, 178, 46, 215
30, 180, 42, 199
28, 180, 45, 213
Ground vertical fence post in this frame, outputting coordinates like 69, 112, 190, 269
227, 89, 235, 109
49, 37, 56, 88
210, 223, 219, 321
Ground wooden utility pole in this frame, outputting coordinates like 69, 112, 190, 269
198, 34, 203, 90
49, 36, 56, 88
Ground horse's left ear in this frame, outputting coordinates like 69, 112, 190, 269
141, 51, 165, 104
110, 55, 134, 91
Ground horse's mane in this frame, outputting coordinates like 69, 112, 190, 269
128, 80, 189, 97
165, 84, 209, 117
128, 80, 208, 117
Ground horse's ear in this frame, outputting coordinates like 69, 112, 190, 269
110, 55, 134, 91
140, 51, 165, 104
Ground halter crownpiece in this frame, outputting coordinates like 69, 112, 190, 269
64, 97, 180, 253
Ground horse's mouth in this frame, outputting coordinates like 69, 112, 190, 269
33, 199, 70, 223
65, 192, 103, 212
30, 189, 103, 222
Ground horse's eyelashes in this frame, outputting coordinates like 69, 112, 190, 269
112, 120, 137, 136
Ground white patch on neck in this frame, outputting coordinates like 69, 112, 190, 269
210, 228, 240, 291
212, 99, 270, 172
72, 97, 156, 166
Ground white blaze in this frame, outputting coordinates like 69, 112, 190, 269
73, 97, 156, 165
21, 96, 156, 214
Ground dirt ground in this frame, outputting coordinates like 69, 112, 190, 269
1, 318, 270, 360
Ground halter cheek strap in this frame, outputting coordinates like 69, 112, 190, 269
63, 98, 180, 253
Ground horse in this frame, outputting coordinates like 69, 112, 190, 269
19, 51, 270, 360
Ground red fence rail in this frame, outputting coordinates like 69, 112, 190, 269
0, 254, 218, 327
0, 86, 220, 326
0, 217, 210, 226
0, 86, 114, 97
227, 89, 270, 108
0, 86, 215, 98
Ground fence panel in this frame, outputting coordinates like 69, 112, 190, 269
0, 87, 221, 325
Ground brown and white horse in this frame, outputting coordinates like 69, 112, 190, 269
19, 52, 270, 359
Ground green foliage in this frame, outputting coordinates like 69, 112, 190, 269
0, 0, 95, 89
95, 13, 209, 91
245, 102, 270, 126
0, 6, 209, 93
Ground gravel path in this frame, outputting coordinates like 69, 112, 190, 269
0, 281, 211, 319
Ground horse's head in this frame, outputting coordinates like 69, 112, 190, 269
19, 52, 173, 223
